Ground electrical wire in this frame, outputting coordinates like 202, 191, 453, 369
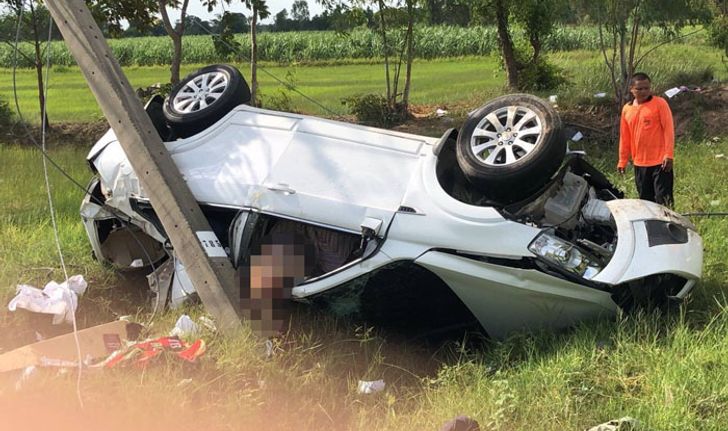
11, 2, 86, 407
9, 2, 169, 404
190, 15, 340, 116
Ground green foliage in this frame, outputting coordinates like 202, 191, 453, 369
261, 70, 298, 112
0, 26, 709, 68
708, 14, 728, 73
342, 93, 405, 127
0, 96, 14, 127
212, 11, 243, 60
516, 54, 568, 91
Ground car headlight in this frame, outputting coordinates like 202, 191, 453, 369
528, 232, 602, 280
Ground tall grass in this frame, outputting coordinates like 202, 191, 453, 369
1, 131, 728, 430
0, 25, 711, 68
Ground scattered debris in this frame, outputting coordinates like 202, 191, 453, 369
716, 154, 725, 159
665, 87, 683, 98
665, 86, 703, 99
0, 320, 134, 373
439, 416, 481, 431
198, 316, 217, 332
176, 378, 193, 387
14, 366, 37, 391
170, 314, 199, 338
435, 108, 449, 117
264, 338, 275, 359
96, 336, 206, 368
8, 275, 88, 324
357, 379, 386, 394
571, 131, 584, 142
549, 95, 558, 103
594, 92, 607, 98
586, 417, 639, 431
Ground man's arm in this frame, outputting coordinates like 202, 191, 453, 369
618, 108, 632, 173
659, 97, 675, 171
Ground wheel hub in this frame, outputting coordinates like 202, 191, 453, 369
469, 105, 542, 166
172, 71, 229, 114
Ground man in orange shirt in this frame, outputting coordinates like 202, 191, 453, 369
618, 72, 675, 207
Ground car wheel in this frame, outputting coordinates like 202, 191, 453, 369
455, 94, 566, 202
163, 64, 251, 138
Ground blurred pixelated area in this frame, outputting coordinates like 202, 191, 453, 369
239, 232, 312, 337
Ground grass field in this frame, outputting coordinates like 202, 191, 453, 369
1, 38, 728, 429
1, 43, 725, 124
1, 134, 728, 430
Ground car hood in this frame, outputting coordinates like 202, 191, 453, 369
591, 199, 702, 284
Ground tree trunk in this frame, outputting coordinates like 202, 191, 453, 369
170, 33, 182, 84
402, 0, 415, 112
29, 1, 49, 127
494, 0, 519, 90
251, 7, 258, 106
158, 0, 189, 85
530, 33, 541, 63
378, 0, 392, 108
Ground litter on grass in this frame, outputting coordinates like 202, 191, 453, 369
8, 275, 88, 325
586, 417, 639, 431
170, 314, 199, 338
95, 336, 206, 368
357, 379, 385, 394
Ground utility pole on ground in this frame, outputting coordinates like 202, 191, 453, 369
45, 0, 243, 332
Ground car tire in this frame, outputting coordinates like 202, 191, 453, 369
163, 64, 251, 138
455, 94, 566, 203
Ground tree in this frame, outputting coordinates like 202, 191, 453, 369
158, 0, 191, 85
245, 0, 270, 105
472, 0, 565, 91
292, 0, 311, 23
423, 0, 470, 26
210, 11, 248, 33
184, 15, 213, 35
324, 0, 419, 122
578, 0, 714, 110
273, 8, 292, 31
708, 0, 727, 72
0, 0, 156, 125
205, 0, 269, 104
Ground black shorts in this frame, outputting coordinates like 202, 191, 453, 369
634, 164, 674, 207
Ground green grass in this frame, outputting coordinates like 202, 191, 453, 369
1, 38, 728, 429
1, 43, 724, 125
1, 133, 728, 430
0, 57, 504, 123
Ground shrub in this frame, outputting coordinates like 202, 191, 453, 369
0, 97, 15, 127
342, 93, 406, 127
517, 56, 568, 91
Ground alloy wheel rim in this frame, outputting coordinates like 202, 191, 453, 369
469, 105, 543, 166
172, 71, 229, 113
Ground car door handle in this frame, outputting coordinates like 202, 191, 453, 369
266, 183, 296, 194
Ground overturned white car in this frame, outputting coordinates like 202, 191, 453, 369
81, 65, 702, 338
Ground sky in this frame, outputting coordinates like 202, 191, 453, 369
168, 1, 326, 24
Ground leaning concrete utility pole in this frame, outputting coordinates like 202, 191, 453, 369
45, 0, 242, 332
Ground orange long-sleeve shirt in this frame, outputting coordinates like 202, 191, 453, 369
618, 96, 674, 169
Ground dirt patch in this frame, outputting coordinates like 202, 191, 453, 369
397, 85, 728, 142
669, 85, 728, 138
1, 120, 109, 147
